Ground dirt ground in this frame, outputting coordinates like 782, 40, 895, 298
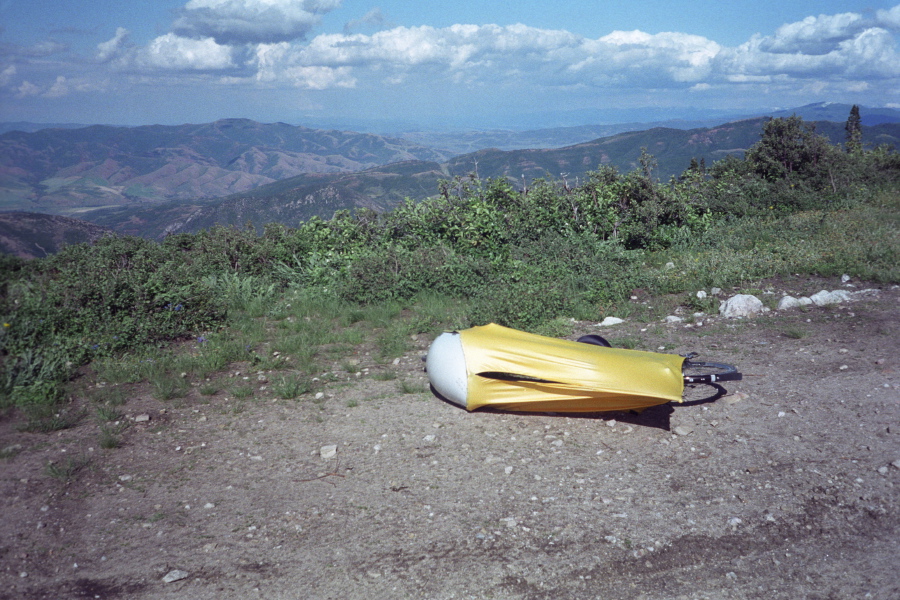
1, 276, 898, 600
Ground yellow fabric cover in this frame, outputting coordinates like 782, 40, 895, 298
459, 323, 684, 412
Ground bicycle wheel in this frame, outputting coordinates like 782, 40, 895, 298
682, 361, 742, 384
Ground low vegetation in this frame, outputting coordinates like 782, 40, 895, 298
1, 112, 898, 422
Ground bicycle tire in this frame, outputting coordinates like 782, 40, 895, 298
682, 361, 742, 384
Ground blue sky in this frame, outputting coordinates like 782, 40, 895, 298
1, 1, 898, 130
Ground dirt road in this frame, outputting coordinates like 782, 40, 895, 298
2, 278, 898, 599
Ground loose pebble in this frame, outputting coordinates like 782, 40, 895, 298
674, 426, 692, 436
724, 392, 748, 405
320, 445, 337, 459
163, 569, 189, 583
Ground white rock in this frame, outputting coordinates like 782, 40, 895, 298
320, 445, 337, 459
810, 290, 852, 306
423, 434, 436, 443
664, 262, 675, 270
598, 316, 625, 326
723, 392, 748, 404
710, 287, 722, 295
314, 392, 325, 400
674, 426, 693, 436
163, 570, 189, 583
777, 296, 802, 310
719, 294, 764, 318
665, 315, 683, 324
841, 274, 851, 283
696, 290, 707, 299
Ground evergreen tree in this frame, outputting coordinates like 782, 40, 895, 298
845, 105, 862, 154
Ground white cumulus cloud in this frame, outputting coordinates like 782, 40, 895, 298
713, 8, 900, 82
45, 75, 69, 97
761, 12, 866, 54
138, 34, 235, 70
281, 24, 719, 90
0, 64, 16, 86
97, 27, 131, 62
16, 80, 40, 97
876, 5, 900, 29
173, 0, 342, 44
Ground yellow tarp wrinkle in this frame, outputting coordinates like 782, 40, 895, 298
459, 323, 684, 413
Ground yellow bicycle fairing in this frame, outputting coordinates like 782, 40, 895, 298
452, 323, 684, 412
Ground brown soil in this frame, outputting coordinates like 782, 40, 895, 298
2, 277, 898, 599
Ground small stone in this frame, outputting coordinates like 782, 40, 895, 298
891, 459, 900, 469
598, 316, 624, 326
696, 290, 707, 299
119, 474, 132, 481
423, 434, 436, 443
674, 426, 692, 436
710, 287, 722, 296
163, 569, 189, 583
777, 296, 801, 310
665, 315, 683, 324
841, 274, 851, 283
320, 445, 337, 459
504, 466, 513, 475
839, 365, 849, 371
134, 414, 150, 422
810, 290, 851, 306
725, 571, 737, 581
724, 392, 748, 405
719, 294, 764, 318
315, 392, 325, 400
204, 502, 215, 509
392, 357, 401, 365
877, 466, 889, 475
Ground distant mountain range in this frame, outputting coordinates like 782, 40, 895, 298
0, 118, 451, 215
399, 103, 900, 153
0, 102, 898, 251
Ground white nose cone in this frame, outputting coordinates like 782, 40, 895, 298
425, 332, 469, 408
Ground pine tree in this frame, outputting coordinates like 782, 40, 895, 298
845, 105, 862, 154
